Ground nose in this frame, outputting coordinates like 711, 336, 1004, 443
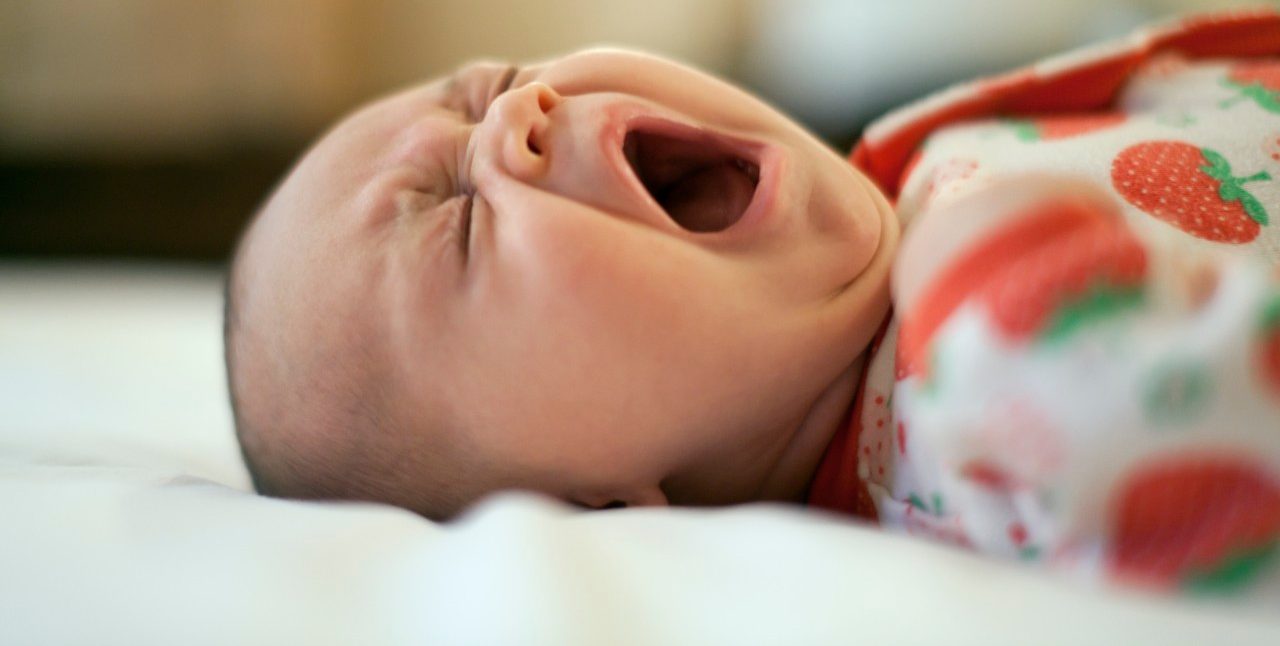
488, 82, 563, 181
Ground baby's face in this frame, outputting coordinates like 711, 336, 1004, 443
239, 49, 895, 514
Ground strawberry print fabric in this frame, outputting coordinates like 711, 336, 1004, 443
811, 9, 1280, 597
890, 50, 1280, 261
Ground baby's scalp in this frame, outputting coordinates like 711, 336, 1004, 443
225, 48, 896, 519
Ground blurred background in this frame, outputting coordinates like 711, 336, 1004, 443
0, 0, 1268, 262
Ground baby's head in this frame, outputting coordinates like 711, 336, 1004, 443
225, 49, 897, 519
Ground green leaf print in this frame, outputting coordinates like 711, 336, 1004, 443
1200, 147, 1271, 226
1155, 111, 1197, 128
1198, 148, 1233, 179
1220, 79, 1280, 114
1183, 542, 1279, 594
1009, 120, 1040, 142
1040, 284, 1146, 344
1237, 191, 1272, 226
907, 493, 928, 512
1244, 84, 1280, 115
907, 492, 945, 517
1261, 293, 1280, 332
1142, 360, 1213, 426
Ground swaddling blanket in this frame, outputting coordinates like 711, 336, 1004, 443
810, 9, 1280, 596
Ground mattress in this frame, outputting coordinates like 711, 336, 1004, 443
2, 262, 1277, 645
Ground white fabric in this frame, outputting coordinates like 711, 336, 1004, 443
2, 263, 1279, 645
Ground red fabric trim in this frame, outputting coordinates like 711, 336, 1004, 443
1154, 9, 1280, 57
806, 321, 892, 521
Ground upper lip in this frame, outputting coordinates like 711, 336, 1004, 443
602, 111, 775, 235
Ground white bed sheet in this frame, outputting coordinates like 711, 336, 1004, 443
2, 263, 1278, 645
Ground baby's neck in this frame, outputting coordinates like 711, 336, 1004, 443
755, 352, 866, 502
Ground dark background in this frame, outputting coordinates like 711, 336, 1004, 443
2, 151, 292, 260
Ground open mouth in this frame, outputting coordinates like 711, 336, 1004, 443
622, 126, 761, 233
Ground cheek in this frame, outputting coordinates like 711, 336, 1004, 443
501, 212, 730, 327
809, 160, 884, 263
473, 214, 764, 443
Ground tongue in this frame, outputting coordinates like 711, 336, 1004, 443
661, 162, 756, 232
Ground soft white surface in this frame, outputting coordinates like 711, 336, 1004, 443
2, 263, 1279, 645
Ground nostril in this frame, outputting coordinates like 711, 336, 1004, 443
536, 91, 557, 114
526, 131, 542, 156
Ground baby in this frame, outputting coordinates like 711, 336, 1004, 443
224, 47, 897, 517
226, 10, 1280, 594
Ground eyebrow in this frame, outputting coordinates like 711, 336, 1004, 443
441, 74, 465, 112
496, 65, 519, 96
475, 65, 520, 121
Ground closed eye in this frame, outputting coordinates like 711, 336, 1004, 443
480, 65, 520, 120
457, 193, 474, 263
442, 63, 519, 123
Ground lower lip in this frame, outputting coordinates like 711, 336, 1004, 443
607, 114, 780, 235
736, 146, 780, 234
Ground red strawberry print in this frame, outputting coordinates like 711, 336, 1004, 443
1260, 295, 1280, 397
1008, 520, 1041, 562
979, 225, 1148, 342
1221, 61, 1280, 114
1010, 113, 1127, 142
1109, 455, 1280, 593
897, 200, 1140, 378
1112, 141, 1270, 244
960, 460, 1016, 490
1008, 522, 1029, 546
